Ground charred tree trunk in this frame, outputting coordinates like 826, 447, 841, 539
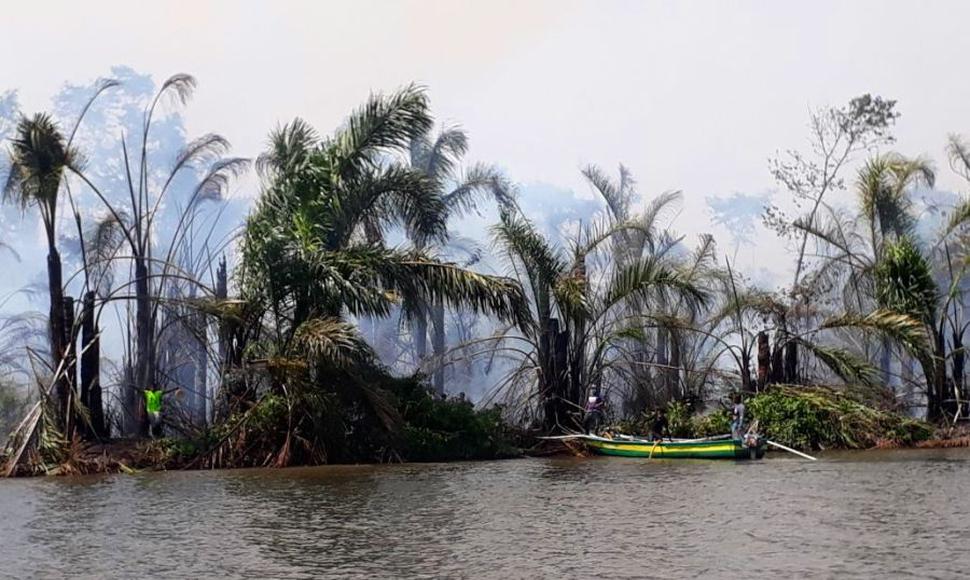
784, 337, 799, 384
80, 291, 105, 439
934, 329, 952, 420
756, 331, 770, 391
669, 329, 682, 398
194, 309, 208, 425
47, 248, 69, 430
553, 322, 570, 426
770, 331, 785, 384
431, 300, 446, 397
952, 329, 965, 414
133, 255, 154, 436
62, 296, 77, 437
216, 256, 228, 366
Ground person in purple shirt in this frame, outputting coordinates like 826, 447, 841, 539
583, 390, 605, 434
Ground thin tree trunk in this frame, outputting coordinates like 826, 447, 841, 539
80, 291, 105, 438
770, 331, 785, 384
194, 311, 208, 425
414, 309, 428, 368
134, 255, 153, 436
784, 339, 798, 384
952, 330, 965, 415
47, 248, 69, 430
63, 296, 77, 438
757, 331, 770, 391
431, 300, 445, 397
880, 337, 892, 391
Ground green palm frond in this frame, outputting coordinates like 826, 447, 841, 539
411, 124, 468, 182
820, 308, 931, 358
4, 113, 73, 215
491, 209, 566, 287
943, 195, 970, 238
793, 338, 878, 387
601, 257, 709, 315
442, 162, 516, 217
256, 118, 319, 179
331, 84, 432, 179
874, 237, 938, 322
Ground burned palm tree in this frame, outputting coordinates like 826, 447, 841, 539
485, 204, 708, 429
3, 114, 75, 430
67, 74, 247, 434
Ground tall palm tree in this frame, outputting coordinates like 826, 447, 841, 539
405, 124, 514, 395
793, 153, 934, 392
3, 114, 74, 427
486, 204, 708, 429
239, 85, 530, 462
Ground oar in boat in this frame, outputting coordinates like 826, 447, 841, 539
766, 440, 817, 461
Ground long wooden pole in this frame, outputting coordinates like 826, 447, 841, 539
767, 440, 817, 461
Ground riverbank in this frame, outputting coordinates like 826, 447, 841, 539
5, 385, 965, 477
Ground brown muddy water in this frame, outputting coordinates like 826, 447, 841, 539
2, 449, 969, 579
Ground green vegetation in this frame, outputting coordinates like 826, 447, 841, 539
748, 387, 932, 450
1, 73, 968, 476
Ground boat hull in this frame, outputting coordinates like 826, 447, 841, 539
584, 436, 765, 459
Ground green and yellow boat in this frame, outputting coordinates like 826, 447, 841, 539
574, 433, 767, 460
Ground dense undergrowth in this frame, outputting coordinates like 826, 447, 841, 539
612, 386, 933, 451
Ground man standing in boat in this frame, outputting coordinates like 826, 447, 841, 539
731, 393, 746, 439
583, 390, 605, 434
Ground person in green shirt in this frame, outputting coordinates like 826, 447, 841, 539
144, 386, 179, 438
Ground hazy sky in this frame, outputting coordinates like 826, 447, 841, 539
3, 0, 970, 284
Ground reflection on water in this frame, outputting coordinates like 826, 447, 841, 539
2, 448, 969, 579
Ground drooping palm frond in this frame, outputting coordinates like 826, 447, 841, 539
292, 317, 374, 368
600, 257, 709, 317
792, 338, 878, 387
856, 153, 932, 242
820, 309, 931, 359
943, 195, 970, 239
410, 124, 468, 183
491, 209, 566, 286
330, 84, 433, 179
442, 162, 516, 218
4, 114, 73, 218
84, 212, 128, 295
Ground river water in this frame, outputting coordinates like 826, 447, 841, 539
2, 449, 969, 579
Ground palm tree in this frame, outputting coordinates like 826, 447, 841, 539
3, 114, 74, 428
485, 203, 708, 429
238, 85, 530, 463
405, 124, 514, 395
793, 153, 934, 398
581, 164, 700, 409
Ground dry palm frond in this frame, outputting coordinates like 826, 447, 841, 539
292, 317, 373, 367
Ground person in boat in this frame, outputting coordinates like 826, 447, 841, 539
731, 393, 746, 439
583, 390, 605, 434
649, 408, 669, 441
144, 386, 179, 439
